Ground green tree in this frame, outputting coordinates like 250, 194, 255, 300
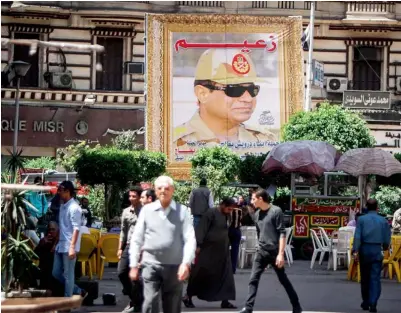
282, 103, 375, 152
75, 147, 166, 219
57, 141, 99, 172
371, 185, 401, 216
112, 131, 142, 151
24, 156, 56, 170
190, 146, 240, 201
238, 153, 270, 188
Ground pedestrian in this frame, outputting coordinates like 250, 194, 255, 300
183, 197, 237, 309
140, 189, 157, 206
52, 180, 87, 298
118, 186, 143, 313
352, 199, 391, 313
80, 197, 92, 228
239, 189, 302, 313
229, 203, 243, 274
392, 207, 401, 235
189, 178, 214, 228
129, 175, 196, 313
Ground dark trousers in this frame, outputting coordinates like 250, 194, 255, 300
360, 256, 382, 306
141, 263, 183, 313
193, 215, 202, 228
118, 245, 144, 309
245, 249, 300, 310
229, 227, 242, 274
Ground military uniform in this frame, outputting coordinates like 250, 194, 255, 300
172, 48, 279, 161
173, 112, 278, 161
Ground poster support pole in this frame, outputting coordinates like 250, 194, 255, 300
304, 1, 315, 112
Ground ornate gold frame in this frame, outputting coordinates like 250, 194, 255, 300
146, 14, 304, 180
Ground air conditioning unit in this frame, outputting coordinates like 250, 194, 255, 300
49, 71, 72, 89
326, 77, 348, 93
396, 77, 401, 94
124, 62, 144, 75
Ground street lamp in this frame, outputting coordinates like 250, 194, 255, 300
7, 61, 31, 154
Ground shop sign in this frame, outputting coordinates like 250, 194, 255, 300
343, 90, 391, 109
293, 214, 309, 238
311, 215, 340, 227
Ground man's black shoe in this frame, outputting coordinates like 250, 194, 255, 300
238, 308, 252, 313
361, 303, 369, 311
369, 306, 377, 313
293, 305, 303, 313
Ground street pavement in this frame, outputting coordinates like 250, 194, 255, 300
76, 261, 401, 313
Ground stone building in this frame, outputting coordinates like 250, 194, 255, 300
1, 1, 400, 159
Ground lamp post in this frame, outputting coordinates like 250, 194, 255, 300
9, 61, 31, 154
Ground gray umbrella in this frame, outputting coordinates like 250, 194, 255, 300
334, 148, 401, 177
261, 140, 339, 176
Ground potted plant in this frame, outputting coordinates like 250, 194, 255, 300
1, 151, 40, 296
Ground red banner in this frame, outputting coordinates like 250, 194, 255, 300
342, 216, 349, 226
294, 215, 309, 238
293, 205, 357, 214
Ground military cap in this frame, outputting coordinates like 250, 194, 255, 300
194, 49, 264, 85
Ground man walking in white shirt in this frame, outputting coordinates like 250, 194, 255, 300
129, 176, 196, 313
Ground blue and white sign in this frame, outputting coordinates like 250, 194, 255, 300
312, 60, 324, 88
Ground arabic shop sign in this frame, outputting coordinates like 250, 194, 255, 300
371, 128, 401, 150
343, 90, 391, 110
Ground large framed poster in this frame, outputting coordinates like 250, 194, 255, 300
146, 15, 304, 179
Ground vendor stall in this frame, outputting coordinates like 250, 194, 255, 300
290, 172, 363, 259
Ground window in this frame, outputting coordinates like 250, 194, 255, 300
352, 46, 382, 91
327, 174, 359, 197
96, 37, 124, 91
13, 33, 40, 88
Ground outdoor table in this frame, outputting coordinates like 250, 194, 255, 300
1, 295, 82, 313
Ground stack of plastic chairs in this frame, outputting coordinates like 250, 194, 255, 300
239, 226, 258, 269
383, 236, 401, 282
98, 233, 120, 280
77, 234, 98, 279
285, 226, 294, 266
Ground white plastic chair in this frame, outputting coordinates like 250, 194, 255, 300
310, 229, 330, 269
330, 230, 350, 270
285, 226, 294, 266
239, 226, 258, 268
318, 227, 334, 269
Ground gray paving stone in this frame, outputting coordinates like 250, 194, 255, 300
75, 261, 401, 313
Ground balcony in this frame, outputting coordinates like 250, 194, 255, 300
346, 1, 396, 21
1, 88, 145, 109
177, 1, 223, 7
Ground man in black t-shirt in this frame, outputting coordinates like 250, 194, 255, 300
238, 189, 302, 313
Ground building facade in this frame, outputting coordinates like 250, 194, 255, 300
1, 1, 401, 158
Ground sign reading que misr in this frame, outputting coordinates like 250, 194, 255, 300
343, 90, 391, 110
2, 119, 64, 133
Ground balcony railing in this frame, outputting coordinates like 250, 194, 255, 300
177, 1, 223, 7
1, 88, 145, 107
347, 1, 395, 17
252, 1, 316, 10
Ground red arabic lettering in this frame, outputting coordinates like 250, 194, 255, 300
174, 38, 277, 53
312, 216, 339, 225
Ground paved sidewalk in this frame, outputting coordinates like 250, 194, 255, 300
76, 261, 401, 313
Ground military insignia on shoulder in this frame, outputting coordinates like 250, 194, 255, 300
258, 111, 275, 125
232, 54, 250, 74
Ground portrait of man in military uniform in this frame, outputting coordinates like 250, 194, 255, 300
173, 48, 279, 160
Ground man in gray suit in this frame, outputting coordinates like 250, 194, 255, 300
129, 175, 196, 313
